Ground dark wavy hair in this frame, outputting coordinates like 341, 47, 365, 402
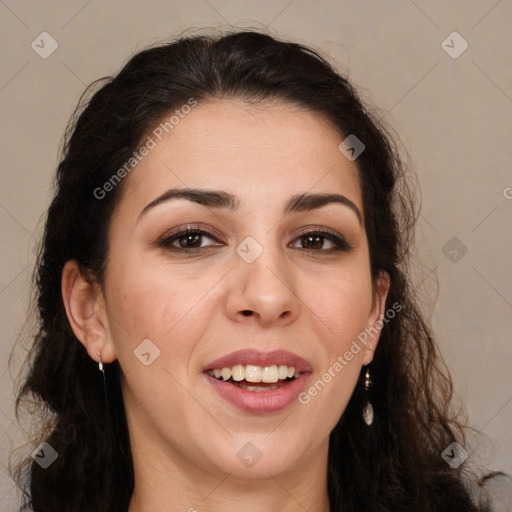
12, 29, 487, 511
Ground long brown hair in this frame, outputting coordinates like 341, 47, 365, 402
13, 29, 485, 511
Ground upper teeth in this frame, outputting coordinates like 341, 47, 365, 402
207, 364, 300, 383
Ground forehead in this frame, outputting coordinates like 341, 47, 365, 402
117, 99, 363, 216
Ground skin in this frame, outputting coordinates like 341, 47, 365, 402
62, 99, 389, 512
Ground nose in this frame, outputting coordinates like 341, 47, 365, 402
225, 242, 300, 327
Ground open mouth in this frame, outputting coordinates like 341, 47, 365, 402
203, 350, 312, 413
206, 364, 300, 392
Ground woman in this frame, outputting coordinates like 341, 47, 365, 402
13, 29, 496, 511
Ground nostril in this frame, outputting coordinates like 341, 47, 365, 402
241, 310, 253, 317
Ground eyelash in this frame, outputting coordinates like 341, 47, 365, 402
158, 225, 353, 253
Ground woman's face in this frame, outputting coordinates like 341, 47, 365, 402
94, 99, 388, 479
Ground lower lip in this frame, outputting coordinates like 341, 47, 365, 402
204, 373, 310, 414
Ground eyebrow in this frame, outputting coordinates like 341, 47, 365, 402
137, 188, 363, 225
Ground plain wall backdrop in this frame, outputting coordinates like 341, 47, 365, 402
1, 0, 511, 509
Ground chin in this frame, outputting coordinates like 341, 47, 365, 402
204, 433, 312, 479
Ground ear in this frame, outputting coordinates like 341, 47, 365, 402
362, 271, 391, 366
61, 260, 117, 364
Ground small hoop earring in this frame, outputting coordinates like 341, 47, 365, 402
362, 367, 374, 426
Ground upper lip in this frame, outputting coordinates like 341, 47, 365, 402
203, 349, 313, 373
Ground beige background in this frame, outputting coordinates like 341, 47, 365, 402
1, 0, 511, 509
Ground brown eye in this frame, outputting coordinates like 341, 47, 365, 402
158, 227, 352, 254
159, 228, 223, 252
177, 233, 203, 248
291, 231, 352, 252
301, 234, 327, 250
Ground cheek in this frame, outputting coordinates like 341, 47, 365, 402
105, 260, 216, 373
308, 265, 373, 349
297, 265, 372, 417
105, 267, 206, 427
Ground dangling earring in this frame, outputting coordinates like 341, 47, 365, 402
362, 367, 374, 426
96, 352, 123, 453
97, 352, 109, 410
